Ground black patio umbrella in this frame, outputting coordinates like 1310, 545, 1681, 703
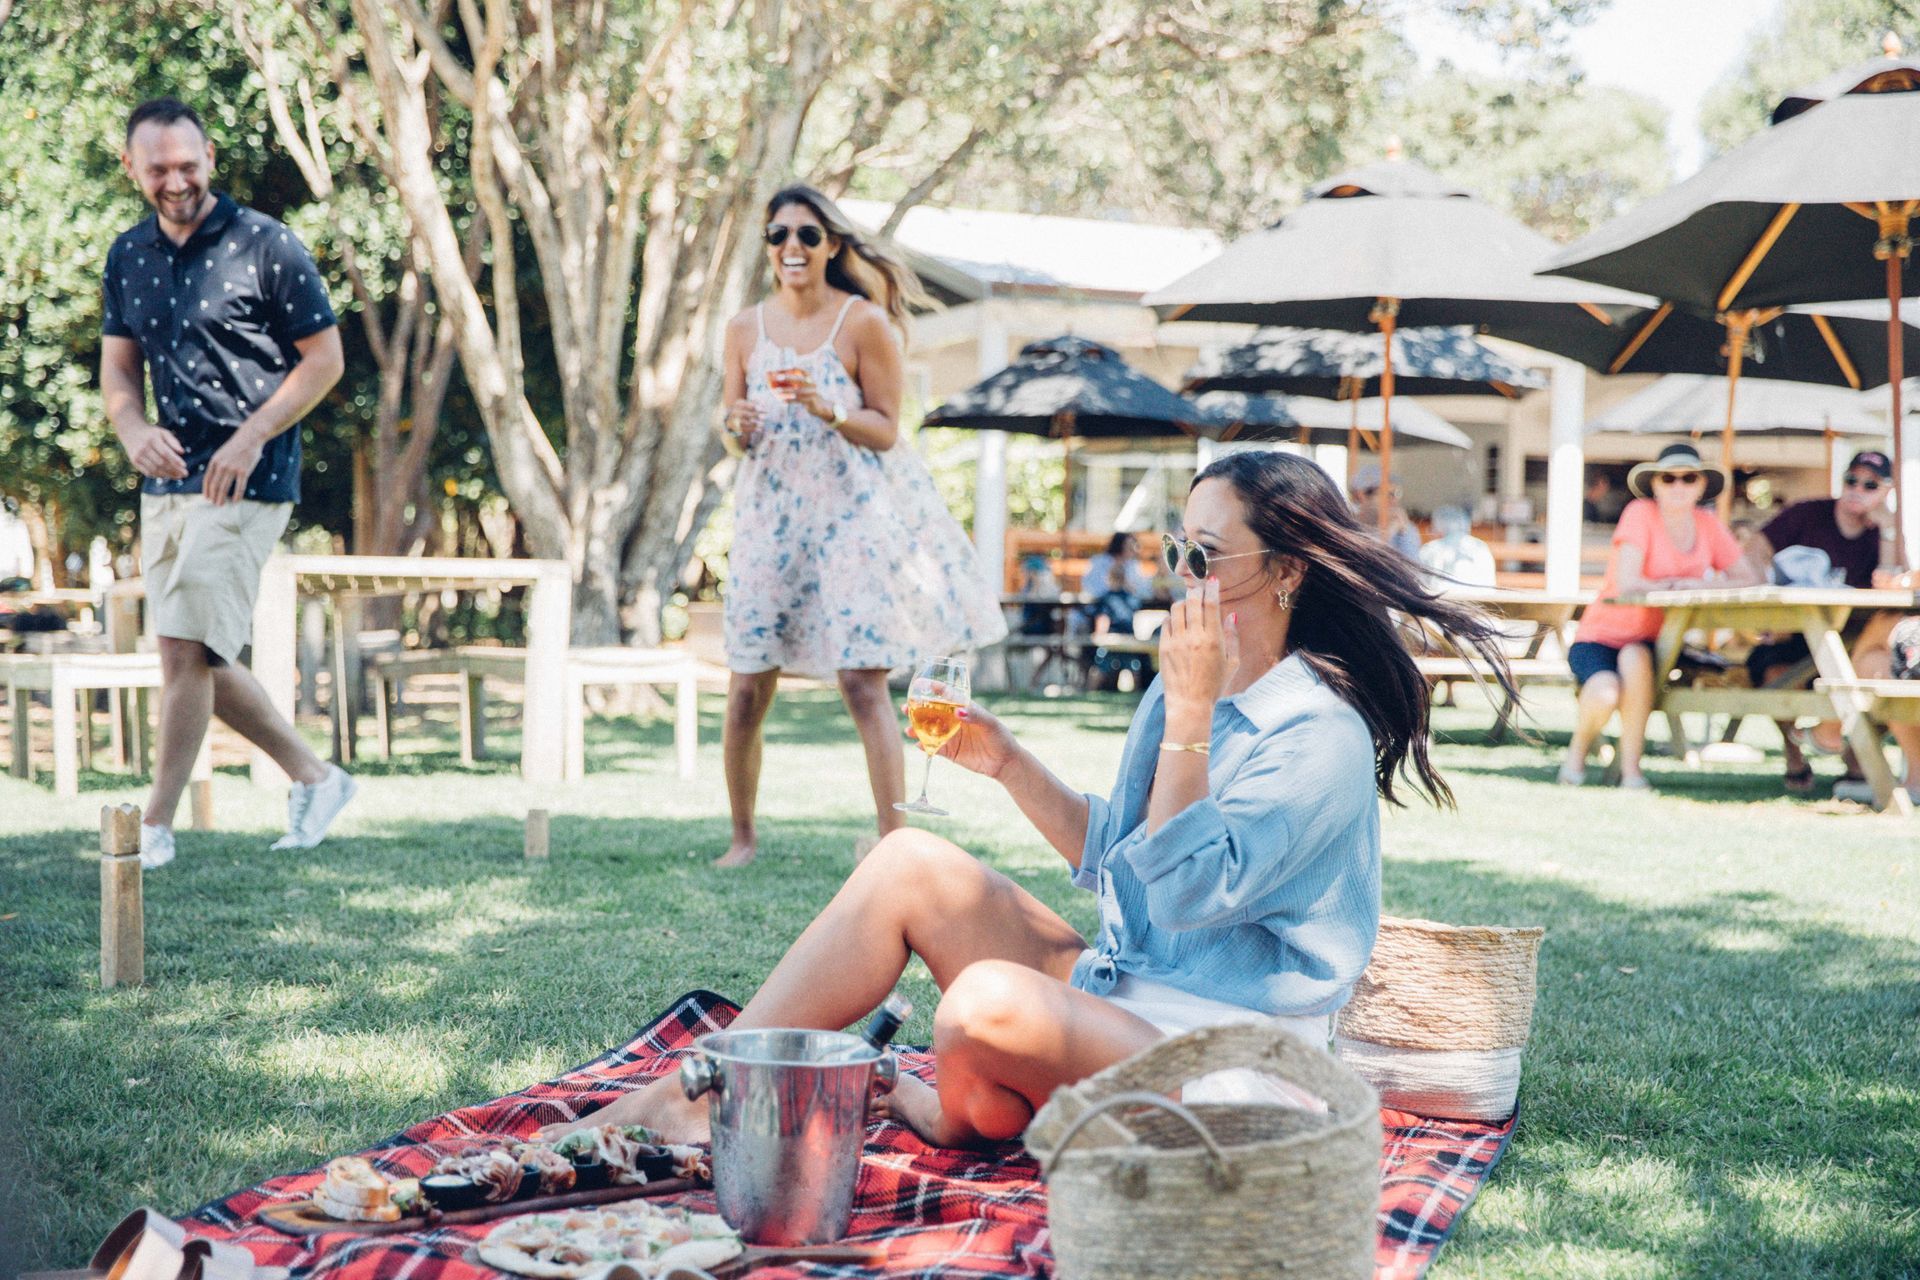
924, 335, 1210, 439
1183, 326, 1546, 400
1144, 157, 1647, 522
923, 336, 1211, 550
1193, 392, 1473, 450
1540, 41, 1920, 542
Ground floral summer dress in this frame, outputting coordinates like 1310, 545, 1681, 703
725, 298, 1008, 677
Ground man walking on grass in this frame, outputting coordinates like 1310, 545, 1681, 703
101, 97, 355, 868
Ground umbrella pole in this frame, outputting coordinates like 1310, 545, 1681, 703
1883, 211, 1911, 566
1720, 319, 1746, 524
1825, 423, 1836, 495
1373, 299, 1399, 532
1054, 409, 1076, 561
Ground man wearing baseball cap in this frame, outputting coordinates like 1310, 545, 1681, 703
1740, 449, 1913, 799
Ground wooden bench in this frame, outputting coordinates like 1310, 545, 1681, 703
367, 645, 698, 781
1812, 679, 1920, 726
5, 652, 211, 812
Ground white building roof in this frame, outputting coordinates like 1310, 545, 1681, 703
840, 199, 1223, 299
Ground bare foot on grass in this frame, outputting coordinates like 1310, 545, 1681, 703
536, 1074, 711, 1144
714, 840, 757, 869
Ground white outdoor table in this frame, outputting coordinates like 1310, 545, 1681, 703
250, 554, 572, 787
1612, 586, 1920, 814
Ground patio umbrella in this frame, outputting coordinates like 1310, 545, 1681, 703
1539, 40, 1920, 544
1183, 326, 1546, 399
1144, 156, 1647, 524
1586, 373, 1889, 480
1194, 392, 1473, 450
1185, 325, 1535, 480
923, 335, 1211, 550
1590, 300, 1919, 516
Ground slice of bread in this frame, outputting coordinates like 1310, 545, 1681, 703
319, 1156, 392, 1212
315, 1188, 402, 1223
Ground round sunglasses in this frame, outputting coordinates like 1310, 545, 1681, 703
1653, 471, 1704, 486
765, 224, 826, 248
1162, 534, 1269, 579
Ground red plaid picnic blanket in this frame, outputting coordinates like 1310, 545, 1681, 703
182, 992, 1514, 1279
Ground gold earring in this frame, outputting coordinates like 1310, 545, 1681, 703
1275, 587, 1294, 610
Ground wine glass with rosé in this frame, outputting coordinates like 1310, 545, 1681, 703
894, 657, 970, 816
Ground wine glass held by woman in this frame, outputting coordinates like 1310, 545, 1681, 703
711, 185, 1006, 868
541, 451, 1516, 1149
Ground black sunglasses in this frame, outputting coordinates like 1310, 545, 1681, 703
1843, 475, 1886, 492
1161, 534, 1268, 579
765, 224, 825, 248
1653, 471, 1703, 486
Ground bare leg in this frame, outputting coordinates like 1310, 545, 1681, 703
718, 670, 780, 867
876, 960, 1161, 1148
211, 662, 327, 785
1565, 672, 1621, 775
539, 828, 1090, 1142
836, 668, 906, 836
145, 637, 215, 830
1615, 643, 1656, 783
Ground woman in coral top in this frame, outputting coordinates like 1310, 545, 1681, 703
1561, 444, 1759, 790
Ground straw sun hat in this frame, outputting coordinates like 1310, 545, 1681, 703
1626, 442, 1726, 502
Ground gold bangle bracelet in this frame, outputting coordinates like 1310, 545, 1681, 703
1159, 741, 1210, 755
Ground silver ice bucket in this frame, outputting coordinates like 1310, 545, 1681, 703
679, 1027, 898, 1245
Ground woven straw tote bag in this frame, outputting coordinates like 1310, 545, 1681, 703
1333, 916, 1544, 1121
1024, 1022, 1381, 1280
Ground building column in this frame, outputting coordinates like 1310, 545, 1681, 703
972, 302, 1010, 595
1545, 358, 1586, 596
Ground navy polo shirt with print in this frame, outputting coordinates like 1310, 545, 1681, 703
101, 193, 336, 504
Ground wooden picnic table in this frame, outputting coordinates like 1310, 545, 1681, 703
250, 554, 573, 787
1612, 586, 1920, 814
1418, 587, 1590, 738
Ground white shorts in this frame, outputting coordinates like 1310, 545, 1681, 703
1102, 968, 1332, 1109
140, 493, 291, 665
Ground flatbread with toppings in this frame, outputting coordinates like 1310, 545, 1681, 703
478, 1204, 742, 1279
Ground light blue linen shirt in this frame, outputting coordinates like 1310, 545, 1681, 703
1068, 654, 1381, 1018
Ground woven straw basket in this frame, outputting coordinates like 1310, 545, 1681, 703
1024, 1022, 1382, 1280
1333, 915, 1544, 1121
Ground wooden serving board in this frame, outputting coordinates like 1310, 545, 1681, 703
258, 1178, 701, 1237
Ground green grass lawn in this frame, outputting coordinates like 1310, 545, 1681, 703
2, 686, 1916, 1277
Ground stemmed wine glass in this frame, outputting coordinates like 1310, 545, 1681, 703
894, 657, 970, 816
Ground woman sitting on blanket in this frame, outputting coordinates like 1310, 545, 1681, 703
544, 451, 1515, 1148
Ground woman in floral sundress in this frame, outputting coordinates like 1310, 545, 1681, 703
714, 185, 1006, 868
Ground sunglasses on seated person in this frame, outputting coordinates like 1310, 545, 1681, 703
1843, 474, 1886, 492
1162, 534, 1269, 579
1653, 471, 1703, 486
765, 224, 826, 248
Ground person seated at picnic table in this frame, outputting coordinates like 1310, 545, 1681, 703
1068, 530, 1160, 637
542, 450, 1517, 1149
1733, 448, 1914, 799
1086, 557, 1154, 691
1350, 463, 1421, 559
1560, 444, 1760, 790
1418, 504, 1496, 588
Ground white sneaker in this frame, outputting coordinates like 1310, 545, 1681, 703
271, 765, 359, 850
1556, 762, 1586, 787
139, 823, 176, 870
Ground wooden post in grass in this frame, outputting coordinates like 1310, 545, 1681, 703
525, 809, 550, 860
99, 803, 144, 988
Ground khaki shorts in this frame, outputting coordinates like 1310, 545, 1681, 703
141, 493, 292, 665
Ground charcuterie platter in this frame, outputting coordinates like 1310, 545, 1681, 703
259, 1126, 710, 1237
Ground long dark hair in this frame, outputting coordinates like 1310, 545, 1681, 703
766, 185, 930, 331
1194, 450, 1518, 808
